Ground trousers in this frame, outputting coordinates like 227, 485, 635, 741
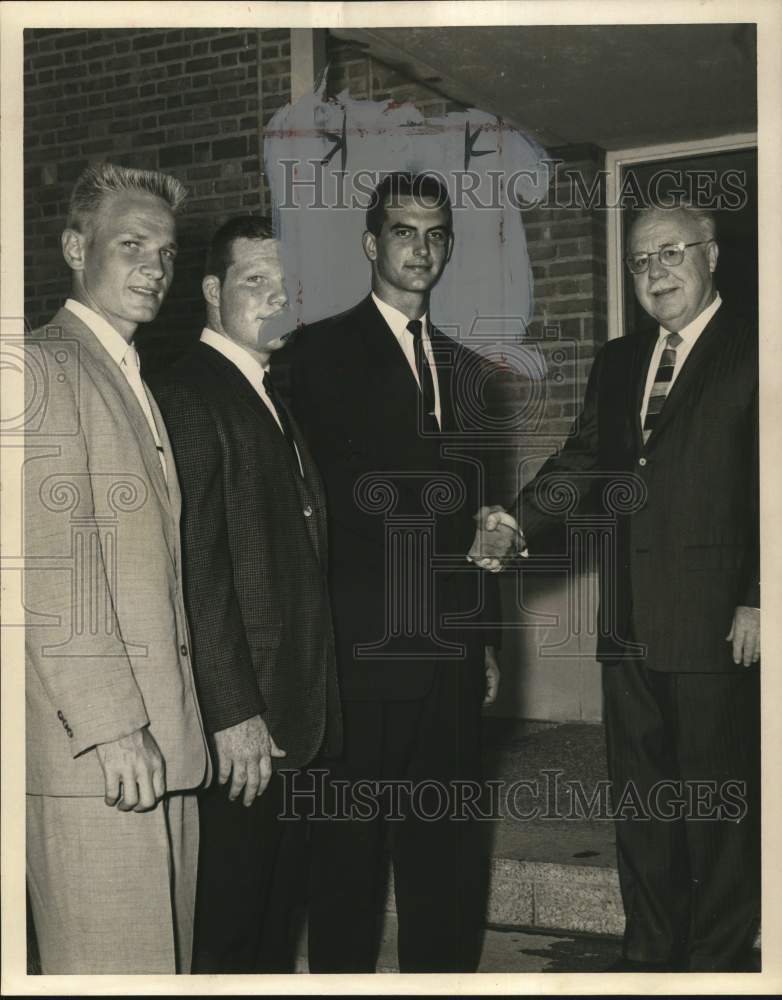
26, 791, 198, 974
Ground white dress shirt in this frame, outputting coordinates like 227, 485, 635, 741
64, 298, 168, 481
200, 327, 303, 474
371, 293, 442, 428
640, 294, 722, 425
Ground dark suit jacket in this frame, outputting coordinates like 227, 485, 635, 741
150, 342, 341, 768
519, 305, 758, 671
279, 295, 501, 700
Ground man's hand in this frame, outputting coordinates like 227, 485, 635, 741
483, 645, 501, 706
213, 715, 287, 807
726, 606, 761, 667
95, 727, 166, 812
467, 505, 523, 573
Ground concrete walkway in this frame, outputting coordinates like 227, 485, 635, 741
478, 719, 624, 938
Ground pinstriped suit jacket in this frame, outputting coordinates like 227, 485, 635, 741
520, 306, 759, 671
24, 308, 209, 795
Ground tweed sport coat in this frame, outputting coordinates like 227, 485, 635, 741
24, 308, 209, 796
150, 342, 342, 769
518, 305, 759, 671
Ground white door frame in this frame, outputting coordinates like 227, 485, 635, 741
605, 134, 758, 340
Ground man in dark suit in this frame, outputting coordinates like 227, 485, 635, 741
149, 216, 341, 973
280, 173, 501, 973
471, 201, 759, 972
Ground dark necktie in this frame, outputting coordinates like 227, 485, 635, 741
643, 331, 683, 443
262, 370, 299, 464
406, 319, 439, 432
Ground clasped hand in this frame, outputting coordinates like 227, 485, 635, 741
467, 505, 523, 573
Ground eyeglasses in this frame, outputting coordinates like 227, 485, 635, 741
625, 240, 711, 275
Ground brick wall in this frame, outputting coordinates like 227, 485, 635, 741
23, 26, 292, 369
517, 145, 607, 483
325, 36, 465, 117
24, 28, 606, 443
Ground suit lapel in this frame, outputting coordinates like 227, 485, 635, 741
429, 326, 454, 433
632, 327, 658, 451
198, 343, 269, 422
645, 307, 729, 445
55, 310, 177, 557
198, 343, 303, 480
358, 296, 426, 418
198, 343, 326, 563
287, 409, 328, 560
149, 393, 180, 521
356, 296, 450, 455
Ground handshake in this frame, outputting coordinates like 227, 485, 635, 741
466, 505, 527, 573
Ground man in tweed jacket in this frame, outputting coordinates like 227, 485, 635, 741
150, 216, 341, 973
24, 163, 209, 973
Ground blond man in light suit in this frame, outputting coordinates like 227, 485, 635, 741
24, 163, 209, 973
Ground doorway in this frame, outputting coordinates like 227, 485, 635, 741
605, 137, 757, 338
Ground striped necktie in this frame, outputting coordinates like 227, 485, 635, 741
643, 331, 683, 443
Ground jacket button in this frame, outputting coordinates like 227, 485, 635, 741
303, 505, 313, 517
638, 457, 647, 467
57, 710, 64, 720
180, 644, 188, 657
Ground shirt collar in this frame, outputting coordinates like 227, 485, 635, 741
200, 327, 269, 385
659, 293, 722, 345
371, 292, 429, 342
64, 298, 133, 367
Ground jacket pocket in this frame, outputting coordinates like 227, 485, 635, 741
245, 623, 282, 649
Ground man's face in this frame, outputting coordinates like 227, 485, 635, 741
65, 191, 177, 338
629, 208, 718, 332
363, 195, 453, 302
211, 237, 289, 354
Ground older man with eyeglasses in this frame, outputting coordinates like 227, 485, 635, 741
469, 199, 759, 972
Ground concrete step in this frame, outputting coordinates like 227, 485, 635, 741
295, 912, 621, 973
477, 719, 624, 937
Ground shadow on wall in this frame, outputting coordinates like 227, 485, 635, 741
486, 561, 602, 725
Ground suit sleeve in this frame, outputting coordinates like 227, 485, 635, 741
515, 347, 604, 552
24, 346, 149, 757
152, 380, 266, 733
739, 380, 760, 608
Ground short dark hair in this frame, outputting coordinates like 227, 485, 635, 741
205, 215, 275, 282
365, 172, 452, 237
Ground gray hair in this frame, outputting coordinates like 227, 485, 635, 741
67, 162, 188, 233
632, 197, 717, 242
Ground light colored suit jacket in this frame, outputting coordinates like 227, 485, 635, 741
24, 307, 209, 796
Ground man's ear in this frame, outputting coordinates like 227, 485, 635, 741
202, 274, 222, 309
445, 230, 455, 264
61, 228, 86, 272
362, 230, 378, 263
707, 240, 719, 274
